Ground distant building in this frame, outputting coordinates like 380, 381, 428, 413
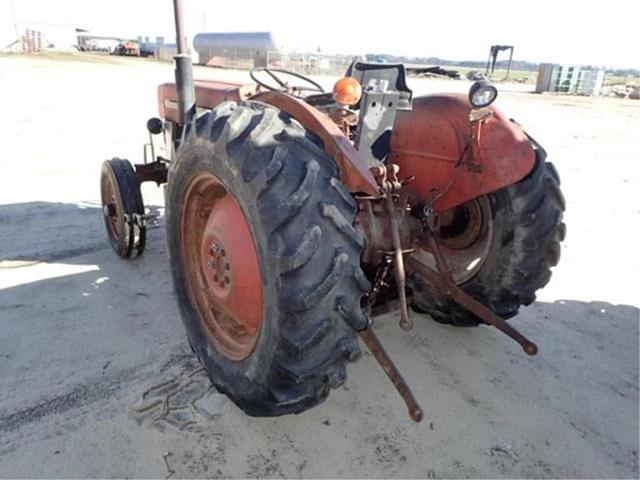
193, 32, 279, 68
137, 36, 169, 57
154, 42, 178, 62
2, 23, 77, 52
536, 63, 605, 96
575, 68, 606, 96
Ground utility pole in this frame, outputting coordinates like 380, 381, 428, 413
12, 1, 19, 39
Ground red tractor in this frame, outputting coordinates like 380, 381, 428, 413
100, 1, 565, 421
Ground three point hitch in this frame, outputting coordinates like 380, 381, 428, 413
359, 164, 538, 422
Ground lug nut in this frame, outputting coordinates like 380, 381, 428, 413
210, 243, 222, 256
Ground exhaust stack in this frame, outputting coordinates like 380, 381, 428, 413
172, 0, 195, 125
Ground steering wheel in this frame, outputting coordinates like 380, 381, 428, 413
250, 67, 325, 96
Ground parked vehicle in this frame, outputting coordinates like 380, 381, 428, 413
100, 0, 565, 422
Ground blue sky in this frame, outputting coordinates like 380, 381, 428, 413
2, 0, 638, 69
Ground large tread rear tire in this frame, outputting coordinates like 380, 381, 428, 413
166, 101, 370, 416
410, 154, 566, 326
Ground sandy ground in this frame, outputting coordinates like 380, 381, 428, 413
0, 54, 638, 479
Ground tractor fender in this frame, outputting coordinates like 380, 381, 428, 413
389, 94, 536, 212
253, 91, 379, 196
158, 84, 379, 196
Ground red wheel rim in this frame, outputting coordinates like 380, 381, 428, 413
101, 169, 121, 240
181, 172, 264, 361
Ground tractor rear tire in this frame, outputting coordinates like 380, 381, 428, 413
409, 155, 566, 326
165, 101, 370, 416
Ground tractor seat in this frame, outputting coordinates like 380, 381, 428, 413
158, 80, 259, 123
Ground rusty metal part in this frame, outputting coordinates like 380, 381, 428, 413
389, 94, 536, 211
371, 163, 402, 193
101, 169, 121, 241
135, 161, 168, 185
158, 88, 379, 195
414, 196, 493, 284
180, 172, 264, 360
364, 256, 393, 313
327, 107, 358, 136
464, 112, 492, 174
469, 107, 493, 123
368, 163, 413, 330
359, 327, 423, 422
385, 193, 411, 330
253, 91, 379, 196
158, 80, 257, 123
406, 234, 538, 356
438, 198, 486, 250
355, 198, 419, 266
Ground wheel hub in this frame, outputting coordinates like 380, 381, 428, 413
200, 237, 233, 299
101, 174, 120, 239
103, 203, 116, 217
414, 196, 493, 284
204, 241, 231, 291
181, 172, 264, 361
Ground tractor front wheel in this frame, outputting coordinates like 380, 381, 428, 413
100, 158, 146, 258
165, 101, 370, 416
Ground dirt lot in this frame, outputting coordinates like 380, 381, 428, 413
0, 54, 638, 478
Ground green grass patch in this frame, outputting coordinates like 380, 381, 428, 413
447, 65, 536, 83
604, 74, 640, 87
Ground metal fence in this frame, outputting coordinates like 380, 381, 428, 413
198, 50, 358, 76
279, 53, 357, 76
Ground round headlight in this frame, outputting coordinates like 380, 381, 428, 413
469, 80, 498, 108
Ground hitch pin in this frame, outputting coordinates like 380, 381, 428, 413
359, 327, 424, 422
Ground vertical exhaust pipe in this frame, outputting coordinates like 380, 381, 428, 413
172, 0, 195, 125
